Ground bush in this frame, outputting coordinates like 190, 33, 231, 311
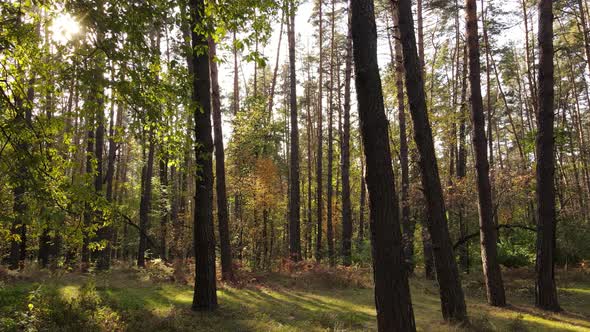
351, 239, 372, 267
497, 229, 535, 268
0, 280, 125, 332
138, 259, 175, 282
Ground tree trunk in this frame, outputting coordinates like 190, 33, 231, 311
81, 124, 95, 267
106, 99, 120, 241
341, 7, 353, 267
457, 44, 470, 272
159, 157, 169, 260
351, 1, 416, 330
535, 0, 560, 312
326, 0, 336, 267
287, 2, 301, 261
138, 132, 155, 268
208, 38, 235, 281
358, 159, 366, 243
316, 0, 324, 262
465, 0, 506, 307
94, 59, 106, 267
190, 0, 218, 311
395, 0, 468, 322
391, 0, 413, 274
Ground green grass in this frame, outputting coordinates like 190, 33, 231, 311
1, 266, 589, 331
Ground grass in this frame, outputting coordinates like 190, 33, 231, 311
0, 264, 589, 331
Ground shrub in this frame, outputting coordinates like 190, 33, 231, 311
138, 258, 175, 282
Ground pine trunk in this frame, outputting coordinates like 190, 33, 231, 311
535, 0, 560, 312
341, 7, 353, 267
351, 1, 416, 330
395, 0, 468, 322
208, 38, 234, 281
465, 0, 506, 306
287, 3, 301, 261
190, 0, 218, 310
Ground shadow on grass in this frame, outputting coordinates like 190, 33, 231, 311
2, 267, 590, 332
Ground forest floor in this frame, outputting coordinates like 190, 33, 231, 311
1, 263, 589, 331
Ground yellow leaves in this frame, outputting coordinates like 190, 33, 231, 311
252, 158, 282, 209
228, 156, 284, 214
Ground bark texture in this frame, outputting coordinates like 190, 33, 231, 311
190, 0, 218, 311
465, 0, 506, 306
351, 1, 416, 330
395, 0, 468, 322
535, 0, 560, 312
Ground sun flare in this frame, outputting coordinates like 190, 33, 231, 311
50, 13, 80, 45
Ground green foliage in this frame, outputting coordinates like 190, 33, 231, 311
351, 239, 371, 267
497, 229, 536, 268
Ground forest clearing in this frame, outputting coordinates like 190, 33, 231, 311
2, 0, 590, 330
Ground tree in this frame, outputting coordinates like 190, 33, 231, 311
390, 0, 413, 274
535, 0, 560, 312
340, 6, 353, 267
209, 38, 235, 281
465, 0, 506, 307
351, 0, 416, 330
287, 0, 302, 262
394, 0, 468, 322
316, 0, 324, 262
138, 130, 155, 268
190, 0, 218, 311
326, 0, 336, 267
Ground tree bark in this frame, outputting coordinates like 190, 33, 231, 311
316, 0, 324, 262
190, 0, 218, 310
395, 0, 468, 322
341, 7, 353, 267
326, 0, 336, 267
465, 0, 506, 307
208, 38, 234, 281
535, 0, 560, 312
287, 1, 302, 261
351, 1, 416, 330
391, 0, 413, 274
138, 132, 155, 268
457, 44, 470, 272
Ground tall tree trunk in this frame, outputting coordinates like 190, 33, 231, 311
190, 0, 218, 310
9, 85, 34, 270
358, 158, 366, 243
341, 7, 353, 267
351, 1, 416, 330
395, 0, 468, 322
268, 9, 285, 117
326, 0, 336, 267
159, 157, 169, 260
306, 68, 314, 260
522, 0, 538, 118
287, 1, 302, 261
391, 0, 413, 274
102, 90, 118, 269
316, 0, 324, 262
93, 55, 106, 267
208, 38, 235, 281
535, 0, 560, 312
415, 0, 435, 281
457, 44, 470, 272
465, 0, 506, 307
138, 132, 155, 268
81, 125, 94, 267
